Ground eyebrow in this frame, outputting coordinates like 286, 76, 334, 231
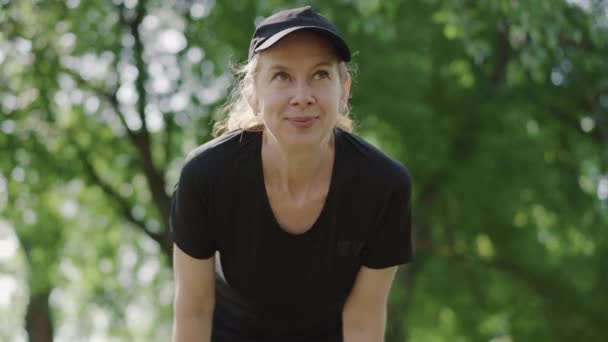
268, 61, 334, 72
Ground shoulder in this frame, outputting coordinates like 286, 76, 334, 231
338, 129, 412, 191
180, 131, 258, 191
185, 130, 254, 164
181, 130, 258, 178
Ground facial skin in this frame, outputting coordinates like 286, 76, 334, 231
253, 30, 351, 150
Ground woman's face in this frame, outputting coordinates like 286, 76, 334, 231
254, 30, 351, 149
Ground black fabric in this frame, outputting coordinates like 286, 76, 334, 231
170, 128, 413, 341
248, 6, 351, 62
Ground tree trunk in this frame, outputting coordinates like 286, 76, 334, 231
25, 291, 54, 342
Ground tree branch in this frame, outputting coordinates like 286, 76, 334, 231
491, 17, 513, 85
69, 136, 169, 257
60, 67, 139, 144
164, 111, 175, 166
116, 1, 172, 247
129, 0, 149, 133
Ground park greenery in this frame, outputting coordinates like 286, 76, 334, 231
1, 0, 607, 341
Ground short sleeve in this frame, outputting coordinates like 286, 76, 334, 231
362, 170, 413, 269
170, 160, 216, 259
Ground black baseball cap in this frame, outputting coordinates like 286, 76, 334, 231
248, 6, 351, 62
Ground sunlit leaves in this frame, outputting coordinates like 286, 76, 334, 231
1, 0, 607, 341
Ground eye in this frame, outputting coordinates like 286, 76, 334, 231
272, 71, 290, 81
314, 70, 330, 80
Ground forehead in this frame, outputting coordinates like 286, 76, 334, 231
257, 30, 339, 69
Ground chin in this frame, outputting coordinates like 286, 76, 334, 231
280, 125, 329, 148
264, 116, 335, 148
281, 131, 318, 146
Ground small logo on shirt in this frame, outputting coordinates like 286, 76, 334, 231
338, 241, 364, 257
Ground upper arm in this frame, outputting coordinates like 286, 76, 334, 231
173, 244, 215, 315
171, 153, 218, 317
362, 166, 413, 269
343, 265, 399, 340
171, 159, 217, 259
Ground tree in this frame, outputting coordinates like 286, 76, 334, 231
1, 0, 606, 340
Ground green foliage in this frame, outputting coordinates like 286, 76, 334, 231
1, 0, 607, 340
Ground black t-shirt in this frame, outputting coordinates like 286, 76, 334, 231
171, 128, 413, 341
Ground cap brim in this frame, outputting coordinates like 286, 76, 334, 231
254, 26, 351, 62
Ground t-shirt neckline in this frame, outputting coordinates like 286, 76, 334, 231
255, 128, 342, 238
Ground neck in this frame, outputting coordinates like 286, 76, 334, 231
262, 129, 334, 197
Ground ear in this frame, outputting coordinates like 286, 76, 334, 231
247, 94, 259, 114
247, 56, 262, 114
341, 73, 352, 109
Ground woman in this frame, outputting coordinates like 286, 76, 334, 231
171, 6, 413, 342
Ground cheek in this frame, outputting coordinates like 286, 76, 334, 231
316, 85, 342, 110
258, 91, 286, 112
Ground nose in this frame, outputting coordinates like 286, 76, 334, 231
289, 80, 315, 108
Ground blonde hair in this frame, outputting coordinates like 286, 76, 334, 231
213, 54, 354, 137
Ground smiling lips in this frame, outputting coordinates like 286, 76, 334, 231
286, 116, 318, 128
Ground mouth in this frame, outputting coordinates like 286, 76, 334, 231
285, 116, 318, 128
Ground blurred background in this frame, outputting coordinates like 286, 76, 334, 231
1, 0, 607, 341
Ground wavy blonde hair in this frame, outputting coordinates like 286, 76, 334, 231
213, 54, 353, 137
